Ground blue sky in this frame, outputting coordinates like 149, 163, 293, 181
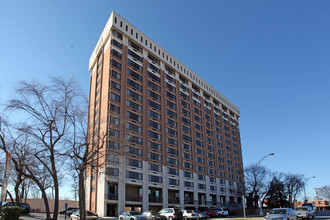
1, 0, 330, 200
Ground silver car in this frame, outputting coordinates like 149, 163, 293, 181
294, 206, 315, 219
264, 208, 298, 220
119, 211, 148, 220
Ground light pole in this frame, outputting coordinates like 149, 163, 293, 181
303, 176, 316, 203
257, 153, 275, 216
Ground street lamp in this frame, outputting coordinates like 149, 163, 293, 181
304, 176, 316, 203
257, 153, 275, 216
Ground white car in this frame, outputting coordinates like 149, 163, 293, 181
192, 211, 208, 219
294, 206, 315, 219
70, 210, 99, 220
182, 210, 199, 220
264, 208, 298, 220
119, 211, 148, 220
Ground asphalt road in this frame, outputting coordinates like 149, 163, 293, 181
19, 211, 330, 220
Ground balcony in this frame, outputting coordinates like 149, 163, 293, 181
107, 193, 118, 200
149, 196, 162, 203
126, 195, 142, 202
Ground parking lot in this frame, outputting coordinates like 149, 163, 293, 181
18, 211, 330, 220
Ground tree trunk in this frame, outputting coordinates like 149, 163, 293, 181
79, 166, 86, 220
15, 174, 22, 205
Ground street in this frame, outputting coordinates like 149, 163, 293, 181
19, 211, 330, 220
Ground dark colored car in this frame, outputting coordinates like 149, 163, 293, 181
205, 210, 218, 218
66, 208, 79, 216
142, 211, 167, 220
60, 207, 79, 214
2, 202, 31, 214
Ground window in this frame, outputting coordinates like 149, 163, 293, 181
166, 137, 178, 146
128, 49, 143, 62
194, 123, 202, 131
198, 174, 205, 181
165, 82, 176, 92
148, 80, 160, 91
195, 139, 204, 147
168, 178, 179, 186
126, 135, 142, 145
148, 110, 161, 120
180, 108, 190, 116
126, 111, 142, 122
126, 171, 142, 180
196, 156, 204, 164
126, 122, 142, 133
148, 62, 160, 73
184, 171, 193, 178
196, 148, 204, 155
148, 163, 162, 172
196, 165, 205, 172
166, 127, 177, 136
198, 184, 206, 190
109, 104, 120, 113
181, 100, 190, 108
182, 134, 191, 142
148, 120, 161, 130
182, 152, 192, 160
183, 161, 193, 169
148, 152, 162, 161
111, 59, 121, 70
148, 90, 161, 101
127, 68, 142, 81
166, 118, 177, 127
165, 91, 176, 100
148, 71, 160, 82
110, 92, 120, 102
182, 143, 192, 151
181, 116, 191, 125
127, 89, 143, 101
106, 167, 119, 176
107, 141, 118, 150
166, 109, 177, 118
148, 130, 161, 140
167, 157, 178, 165
194, 131, 203, 139
149, 175, 162, 183
111, 69, 121, 80
111, 49, 122, 59
168, 167, 179, 176
167, 147, 178, 156
127, 59, 143, 72
112, 39, 122, 49
126, 158, 142, 168
181, 125, 191, 133
126, 146, 142, 156
127, 100, 142, 112
148, 141, 162, 151
148, 100, 161, 110
184, 181, 193, 188
108, 128, 119, 137
165, 99, 176, 109
127, 79, 142, 91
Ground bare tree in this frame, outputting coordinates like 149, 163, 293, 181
318, 185, 330, 202
244, 164, 269, 208
2, 77, 80, 220
284, 173, 305, 207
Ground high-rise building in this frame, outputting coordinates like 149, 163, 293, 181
87, 11, 243, 217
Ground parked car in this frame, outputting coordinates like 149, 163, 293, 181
1, 202, 31, 214
66, 208, 79, 216
60, 207, 79, 214
294, 206, 315, 219
159, 208, 183, 220
119, 211, 148, 220
142, 211, 166, 220
70, 210, 99, 220
207, 208, 228, 217
302, 203, 317, 215
182, 210, 199, 220
192, 211, 208, 219
264, 208, 298, 220
205, 210, 218, 218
